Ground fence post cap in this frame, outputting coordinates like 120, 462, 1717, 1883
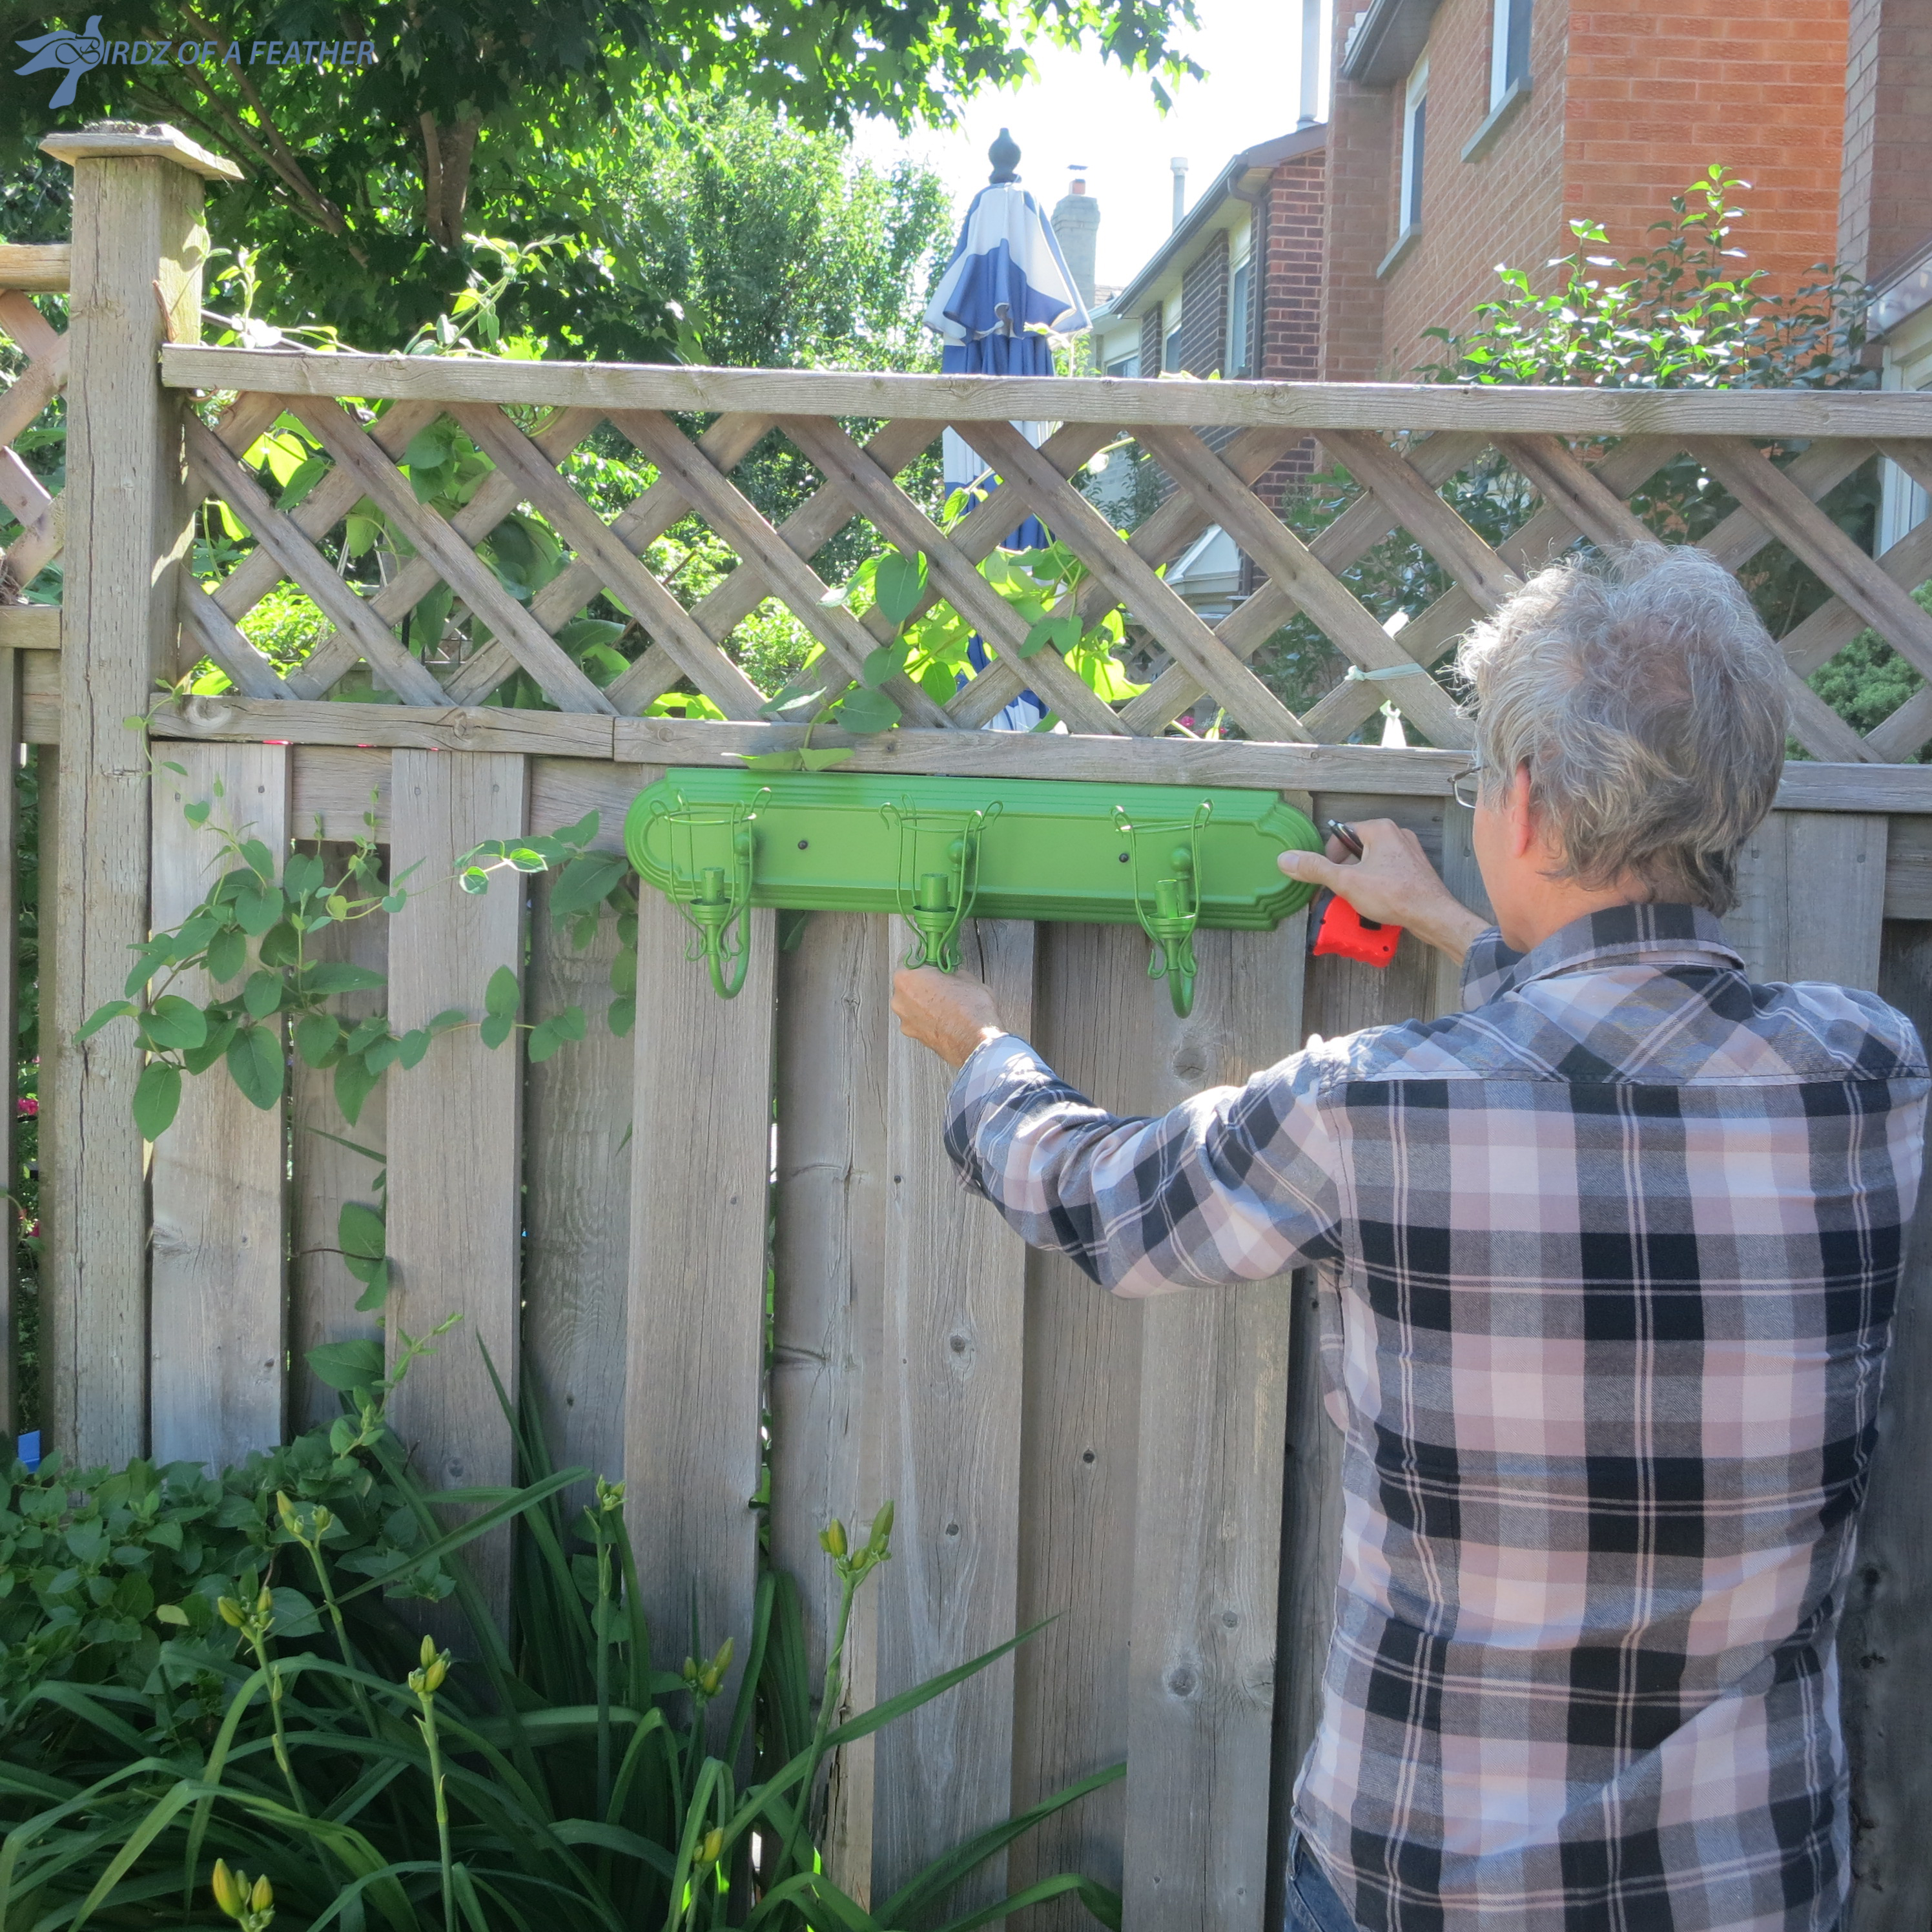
39, 121, 243, 181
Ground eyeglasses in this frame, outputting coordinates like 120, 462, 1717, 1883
1450, 758, 1485, 810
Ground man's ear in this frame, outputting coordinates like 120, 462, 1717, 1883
1506, 763, 1539, 860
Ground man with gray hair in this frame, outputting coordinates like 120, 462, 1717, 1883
892, 544, 1927, 1932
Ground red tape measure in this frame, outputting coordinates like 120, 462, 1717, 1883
1313, 895, 1402, 968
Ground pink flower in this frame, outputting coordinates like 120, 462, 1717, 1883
15, 1097, 36, 1116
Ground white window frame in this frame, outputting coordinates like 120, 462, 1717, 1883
1226, 232, 1253, 377
1490, 0, 1532, 107
1163, 303, 1183, 372
1400, 59, 1429, 234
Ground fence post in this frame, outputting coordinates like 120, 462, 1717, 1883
39, 125, 240, 1465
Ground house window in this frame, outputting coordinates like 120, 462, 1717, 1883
1164, 317, 1183, 371
1106, 351, 1141, 379
1226, 246, 1253, 377
1490, 0, 1532, 105
1400, 60, 1428, 233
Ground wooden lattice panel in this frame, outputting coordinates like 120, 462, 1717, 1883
166, 356, 1932, 766
0, 286, 67, 611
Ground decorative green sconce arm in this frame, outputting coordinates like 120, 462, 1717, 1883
624, 770, 1324, 1011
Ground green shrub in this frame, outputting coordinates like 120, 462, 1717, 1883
0, 1330, 1119, 1931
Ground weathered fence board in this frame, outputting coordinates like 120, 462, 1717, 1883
46, 136, 214, 1467
524, 873, 633, 1502
1009, 923, 1150, 1923
1124, 920, 1304, 1931
289, 846, 388, 1434
875, 918, 1035, 1910
384, 750, 529, 1623
149, 744, 289, 1466
770, 912, 892, 1896
624, 879, 777, 1733
1843, 920, 1932, 1932
0, 654, 16, 1439
1731, 811, 1890, 989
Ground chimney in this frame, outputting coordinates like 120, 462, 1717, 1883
1051, 170, 1101, 313
1299, 0, 1324, 126
1170, 156, 1189, 230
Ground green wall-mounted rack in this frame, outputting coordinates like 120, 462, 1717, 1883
624, 769, 1323, 1015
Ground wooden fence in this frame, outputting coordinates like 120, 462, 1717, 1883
5, 125, 1932, 1930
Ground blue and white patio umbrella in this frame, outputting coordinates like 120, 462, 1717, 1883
923, 132, 1091, 728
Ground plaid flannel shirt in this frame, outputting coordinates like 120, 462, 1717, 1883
944, 905, 1927, 1932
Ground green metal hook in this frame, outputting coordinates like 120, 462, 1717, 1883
1115, 801, 1210, 1018
883, 801, 1001, 972
641, 792, 763, 999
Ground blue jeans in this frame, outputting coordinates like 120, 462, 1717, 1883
1286, 1835, 1362, 1932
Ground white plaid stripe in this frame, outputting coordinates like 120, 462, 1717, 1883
945, 905, 1926, 1932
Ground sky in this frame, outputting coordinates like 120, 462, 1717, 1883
850, 0, 1332, 297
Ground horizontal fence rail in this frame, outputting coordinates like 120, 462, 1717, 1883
6, 132, 1932, 1932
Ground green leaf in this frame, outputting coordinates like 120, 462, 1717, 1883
396, 1027, 431, 1069
479, 1012, 515, 1051
293, 1012, 342, 1068
861, 642, 908, 688
726, 750, 805, 772
283, 852, 325, 900
226, 1025, 283, 1111
307, 1337, 384, 1390
258, 918, 302, 969
549, 852, 629, 924
143, 995, 209, 1051
234, 884, 286, 938
364, 1034, 404, 1075
338, 1200, 385, 1264
527, 1018, 563, 1062
134, 1061, 182, 1140
303, 963, 387, 995
1018, 613, 1080, 660
76, 1000, 135, 1043
183, 1014, 240, 1074
238, 838, 276, 883
873, 548, 929, 628
836, 685, 901, 734
608, 996, 635, 1036
799, 748, 855, 772
427, 1007, 467, 1034
333, 1052, 380, 1127
458, 865, 492, 895
205, 925, 247, 984
242, 970, 284, 1021
182, 799, 211, 827
484, 965, 520, 1018
352, 1262, 391, 1313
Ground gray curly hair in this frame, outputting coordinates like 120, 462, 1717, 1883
1455, 544, 1787, 916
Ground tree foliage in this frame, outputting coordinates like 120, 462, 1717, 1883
0, 0, 1195, 353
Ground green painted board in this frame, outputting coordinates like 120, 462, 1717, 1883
625, 769, 1322, 930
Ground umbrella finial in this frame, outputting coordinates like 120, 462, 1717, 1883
989, 127, 1021, 183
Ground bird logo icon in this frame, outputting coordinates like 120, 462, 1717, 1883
15, 16, 107, 109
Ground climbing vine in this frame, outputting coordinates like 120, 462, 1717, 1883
79, 774, 634, 1147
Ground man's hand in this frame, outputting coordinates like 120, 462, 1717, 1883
1279, 819, 1490, 964
892, 965, 1008, 1069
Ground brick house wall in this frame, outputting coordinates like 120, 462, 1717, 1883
1373, 0, 1569, 380
1254, 149, 1327, 502
1139, 303, 1164, 378
1838, 0, 1932, 284
1564, 0, 1849, 282
1177, 232, 1231, 376
1326, 0, 1855, 382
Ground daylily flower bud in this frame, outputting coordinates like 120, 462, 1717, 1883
250, 1875, 274, 1913
819, 1519, 847, 1557
212, 1859, 244, 1918
420, 1634, 438, 1669
217, 1597, 246, 1629
699, 1827, 724, 1866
